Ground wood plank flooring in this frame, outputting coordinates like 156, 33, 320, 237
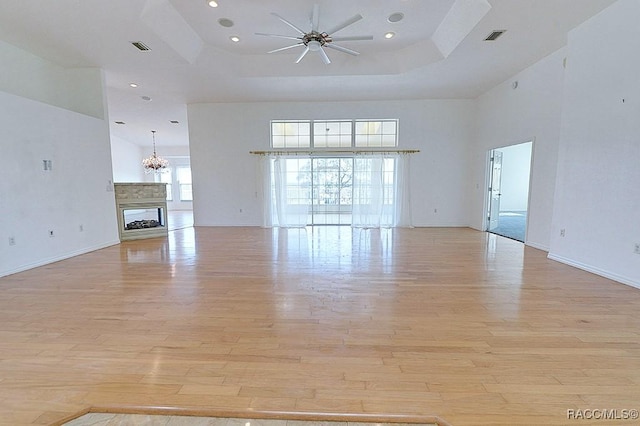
1, 226, 639, 425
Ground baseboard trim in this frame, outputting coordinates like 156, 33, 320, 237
0, 240, 121, 278
525, 241, 549, 252
547, 253, 640, 290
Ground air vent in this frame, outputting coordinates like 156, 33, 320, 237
131, 41, 151, 51
114, 121, 126, 125
484, 30, 506, 41
170, 120, 179, 124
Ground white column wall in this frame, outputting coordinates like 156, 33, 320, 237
0, 42, 118, 277
548, 0, 640, 287
0, 91, 119, 277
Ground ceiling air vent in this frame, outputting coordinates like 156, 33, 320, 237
131, 41, 151, 51
484, 30, 506, 41
114, 121, 126, 125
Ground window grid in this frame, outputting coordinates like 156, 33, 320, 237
271, 119, 398, 149
176, 166, 193, 201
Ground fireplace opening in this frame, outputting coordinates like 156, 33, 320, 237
122, 208, 165, 231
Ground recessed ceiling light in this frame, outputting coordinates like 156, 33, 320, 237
388, 12, 404, 23
230, 36, 240, 42
384, 32, 395, 39
208, 0, 218, 7
129, 83, 138, 88
218, 18, 234, 28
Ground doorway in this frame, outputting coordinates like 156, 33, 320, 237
155, 156, 194, 230
486, 141, 532, 242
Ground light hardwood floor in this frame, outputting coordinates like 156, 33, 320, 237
1, 226, 639, 426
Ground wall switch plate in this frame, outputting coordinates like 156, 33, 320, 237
560, 228, 566, 237
8, 237, 16, 246
634, 243, 640, 254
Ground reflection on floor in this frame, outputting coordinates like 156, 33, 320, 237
489, 211, 526, 242
64, 413, 438, 426
168, 210, 194, 231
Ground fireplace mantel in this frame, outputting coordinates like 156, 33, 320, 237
114, 183, 168, 241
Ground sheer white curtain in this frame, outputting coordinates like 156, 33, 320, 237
259, 152, 413, 229
259, 155, 310, 228
351, 153, 413, 228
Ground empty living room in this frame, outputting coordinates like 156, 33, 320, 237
1, 1, 639, 425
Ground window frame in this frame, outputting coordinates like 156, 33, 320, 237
270, 119, 399, 149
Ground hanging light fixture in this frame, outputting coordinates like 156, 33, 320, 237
142, 130, 169, 173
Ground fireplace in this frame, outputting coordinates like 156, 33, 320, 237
114, 183, 168, 241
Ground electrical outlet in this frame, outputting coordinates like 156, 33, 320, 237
49, 230, 54, 237
560, 228, 566, 237
634, 243, 640, 254
8, 237, 16, 246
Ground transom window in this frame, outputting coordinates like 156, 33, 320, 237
271, 119, 398, 149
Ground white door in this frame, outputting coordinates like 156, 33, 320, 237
488, 150, 503, 231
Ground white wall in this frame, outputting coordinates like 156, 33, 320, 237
471, 48, 566, 250
111, 142, 190, 183
549, 0, 640, 287
496, 141, 532, 212
111, 135, 145, 182
0, 41, 106, 120
0, 43, 119, 277
187, 99, 475, 226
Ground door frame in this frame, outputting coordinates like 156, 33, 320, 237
483, 138, 535, 243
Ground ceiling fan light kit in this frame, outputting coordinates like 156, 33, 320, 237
256, 4, 373, 64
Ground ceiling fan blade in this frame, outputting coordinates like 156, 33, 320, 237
317, 47, 331, 64
271, 12, 306, 35
255, 32, 303, 41
295, 46, 311, 63
324, 14, 363, 35
331, 35, 373, 42
268, 43, 304, 54
325, 43, 360, 56
311, 4, 320, 32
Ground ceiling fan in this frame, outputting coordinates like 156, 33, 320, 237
255, 4, 373, 64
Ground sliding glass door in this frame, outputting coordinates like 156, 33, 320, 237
268, 155, 408, 228
310, 158, 353, 225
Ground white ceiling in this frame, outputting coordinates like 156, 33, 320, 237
0, 0, 616, 147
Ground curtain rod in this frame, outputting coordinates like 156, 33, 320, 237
250, 149, 420, 156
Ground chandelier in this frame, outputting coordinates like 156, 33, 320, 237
142, 130, 169, 173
